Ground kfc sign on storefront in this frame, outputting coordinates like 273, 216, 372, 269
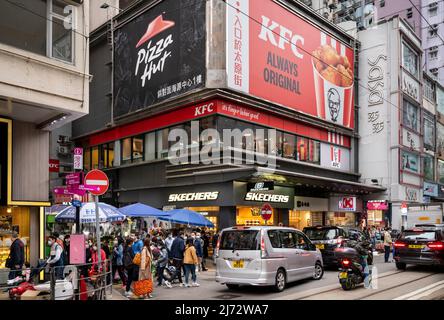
226, 0, 355, 128
339, 197, 356, 211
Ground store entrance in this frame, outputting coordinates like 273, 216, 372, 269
236, 206, 275, 226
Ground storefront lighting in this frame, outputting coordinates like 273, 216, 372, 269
6, 208, 12, 213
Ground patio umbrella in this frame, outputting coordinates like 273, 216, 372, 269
159, 208, 214, 228
55, 202, 126, 224
118, 203, 169, 218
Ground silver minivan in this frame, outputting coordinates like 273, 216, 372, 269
215, 226, 324, 292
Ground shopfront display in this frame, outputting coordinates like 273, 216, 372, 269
325, 212, 356, 226
0, 206, 31, 268
236, 206, 275, 226
289, 196, 328, 229
185, 206, 219, 231
366, 200, 388, 227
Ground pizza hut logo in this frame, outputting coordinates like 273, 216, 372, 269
134, 15, 175, 88
327, 88, 341, 122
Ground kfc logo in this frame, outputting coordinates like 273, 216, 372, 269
327, 88, 341, 122
330, 146, 341, 169
194, 103, 214, 116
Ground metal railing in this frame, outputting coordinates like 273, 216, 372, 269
0, 260, 114, 300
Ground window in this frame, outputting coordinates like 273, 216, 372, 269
91, 146, 99, 169
424, 112, 435, 150
295, 232, 311, 251
423, 155, 435, 182
145, 132, 156, 161
48, 0, 74, 63
271, 131, 283, 157
424, 77, 436, 102
308, 139, 321, 164
219, 230, 259, 250
429, 3, 438, 17
402, 42, 419, 77
403, 99, 419, 132
437, 123, 444, 156
406, 8, 413, 19
279, 231, 297, 249
283, 133, 296, 159
156, 128, 169, 159
428, 25, 438, 38
267, 230, 281, 248
83, 147, 91, 171
132, 135, 144, 163
122, 138, 132, 164
429, 49, 438, 60
438, 159, 444, 184
402, 150, 419, 174
107, 143, 115, 167
380, 0, 385, 7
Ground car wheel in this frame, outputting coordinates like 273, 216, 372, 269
312, 262, 324, 280
273, 269, 286, 292
226, 284, 240, 290
396, 262, 406, 270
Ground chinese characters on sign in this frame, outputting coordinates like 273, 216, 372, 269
157, 75, 202, 99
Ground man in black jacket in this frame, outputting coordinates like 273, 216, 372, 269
170, 231, 185, 286
8, 232, 24, 280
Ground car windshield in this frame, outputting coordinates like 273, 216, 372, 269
402, 231, 436, 241
220, 230, 259, 250
304, 228, 338, 240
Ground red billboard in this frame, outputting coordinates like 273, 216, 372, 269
226, 0, 355, 129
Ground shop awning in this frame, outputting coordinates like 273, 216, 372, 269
118, 203, 169, 218
159, 209, 215, 227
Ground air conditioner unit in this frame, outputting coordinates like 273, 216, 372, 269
429, 2, 438, 9
57, 146, 70, 155
328, 0, 338, 9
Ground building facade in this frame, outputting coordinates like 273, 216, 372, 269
0, 0, 90, 271
359, 16, 443, 230
73, 0, 383, 232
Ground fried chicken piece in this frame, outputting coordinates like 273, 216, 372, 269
313, 49, 327, 72
321, 66, 342, 86
337, 64, 353, 87
320, 45, 341, 66
339, 55, 350, 69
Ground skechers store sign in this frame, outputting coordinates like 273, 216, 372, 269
245, 193, 289, 203
168, 192, 219, 202
235, 182, 294, 208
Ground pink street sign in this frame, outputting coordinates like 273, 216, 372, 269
74, 147, 83, 155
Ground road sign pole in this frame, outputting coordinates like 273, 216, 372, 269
75, 206, 80, 233
95, 195, 102, 266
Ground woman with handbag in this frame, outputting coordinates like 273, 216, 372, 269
133, 238, 154, 299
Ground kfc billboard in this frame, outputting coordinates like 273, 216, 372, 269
226, 0, 355, 128
113, 0, 206, 119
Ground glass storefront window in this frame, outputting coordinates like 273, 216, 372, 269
403, 99, 419, 132
283, 133, 296, 159
157, 128, 169, 159
0, 207, 31, 269
297, 137, 309, 161
325, 212, 356, 226
308, 139, 320, 164
122, 137, 132, 164
108, 143, 115, 167
236, 207, 274, 226
132, 135, 144, 163
91, 146, 99, 169
289, 210, 311, 230
83, 147, 91, 171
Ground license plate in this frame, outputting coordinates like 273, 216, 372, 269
408, 244, 425, 249
232, 260, 244, 268
316, 244, 325, 250
339, 272, 348, 279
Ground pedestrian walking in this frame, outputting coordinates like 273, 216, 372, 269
112, 237, 127, 287
383, 227, 393, 263
63, 235, 71, 265
90, 242, 107, 273
6, 232, 24, 280
46, 234, 64, 280
202, 232, 209, 271
123, 238, 135, 297
370, 226, 377, 250
134, 238, 154, 299
165, 232, 175, 258
170, 231, 186, 286
155, 239, 172, 288
191, 232, 203, 272
183, 238, 200, 287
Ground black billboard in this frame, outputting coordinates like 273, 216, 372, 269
113, 0, 206, 119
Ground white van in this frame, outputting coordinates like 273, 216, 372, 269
215, 226, 324, 292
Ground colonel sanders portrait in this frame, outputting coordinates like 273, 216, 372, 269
327, 88, 341, 122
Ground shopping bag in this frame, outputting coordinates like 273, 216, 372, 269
132, 253, 141, 266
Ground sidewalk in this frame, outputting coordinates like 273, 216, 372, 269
112, 266, 218, 300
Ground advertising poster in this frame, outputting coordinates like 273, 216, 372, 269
113, 0, 206, 119
320, 143, 350, 171
226, 0, 355, 128
402, 150, 419, 173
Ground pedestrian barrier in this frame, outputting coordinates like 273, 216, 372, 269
0, 260, 113, 300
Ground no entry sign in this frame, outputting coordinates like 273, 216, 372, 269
261, 203, 273, 221
84, 170, 109, 196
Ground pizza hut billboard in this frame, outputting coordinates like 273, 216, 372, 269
113, 0, 206, 119
226, 0, 355, 128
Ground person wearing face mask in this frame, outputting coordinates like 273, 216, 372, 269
46, 235, 64, 280
90, 242, 106, 273
63, 235, 71, 265
165, 232, 175, 258
191, 232, 203, 272
112, 237, 126, 287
